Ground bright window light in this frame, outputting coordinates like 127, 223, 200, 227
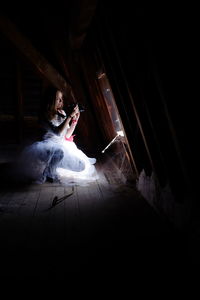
117, 130, 124, 137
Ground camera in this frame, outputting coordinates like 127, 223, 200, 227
67, 102, 85, 113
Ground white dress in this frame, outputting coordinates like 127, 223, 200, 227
18, 112, 98, 186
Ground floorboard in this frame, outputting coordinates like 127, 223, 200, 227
0, 147, 196, 289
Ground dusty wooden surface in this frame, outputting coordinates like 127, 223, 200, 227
0, 148, 195, 290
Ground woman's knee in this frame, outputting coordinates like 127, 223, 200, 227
53, 148, 64, 162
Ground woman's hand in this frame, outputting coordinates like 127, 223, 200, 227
70, 104, 79, 117
75, 111, 80, 120
71, 111, 80, 125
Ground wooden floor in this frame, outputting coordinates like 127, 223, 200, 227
0, 147, 196, 289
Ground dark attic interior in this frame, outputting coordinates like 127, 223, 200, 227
0, 0, 199, 290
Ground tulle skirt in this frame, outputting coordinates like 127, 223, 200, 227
17, 134, 98, 186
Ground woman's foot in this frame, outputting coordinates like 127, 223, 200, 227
88, 158, 96, 164
46, 176, 61, 183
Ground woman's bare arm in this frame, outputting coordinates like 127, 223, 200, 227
57, 105, 79, 136
65, 111, 80, 138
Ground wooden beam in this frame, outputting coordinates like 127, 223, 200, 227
0, 15, 71, 97
68, 0, 98, 50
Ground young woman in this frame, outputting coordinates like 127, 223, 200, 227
18, 86, 97, 185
